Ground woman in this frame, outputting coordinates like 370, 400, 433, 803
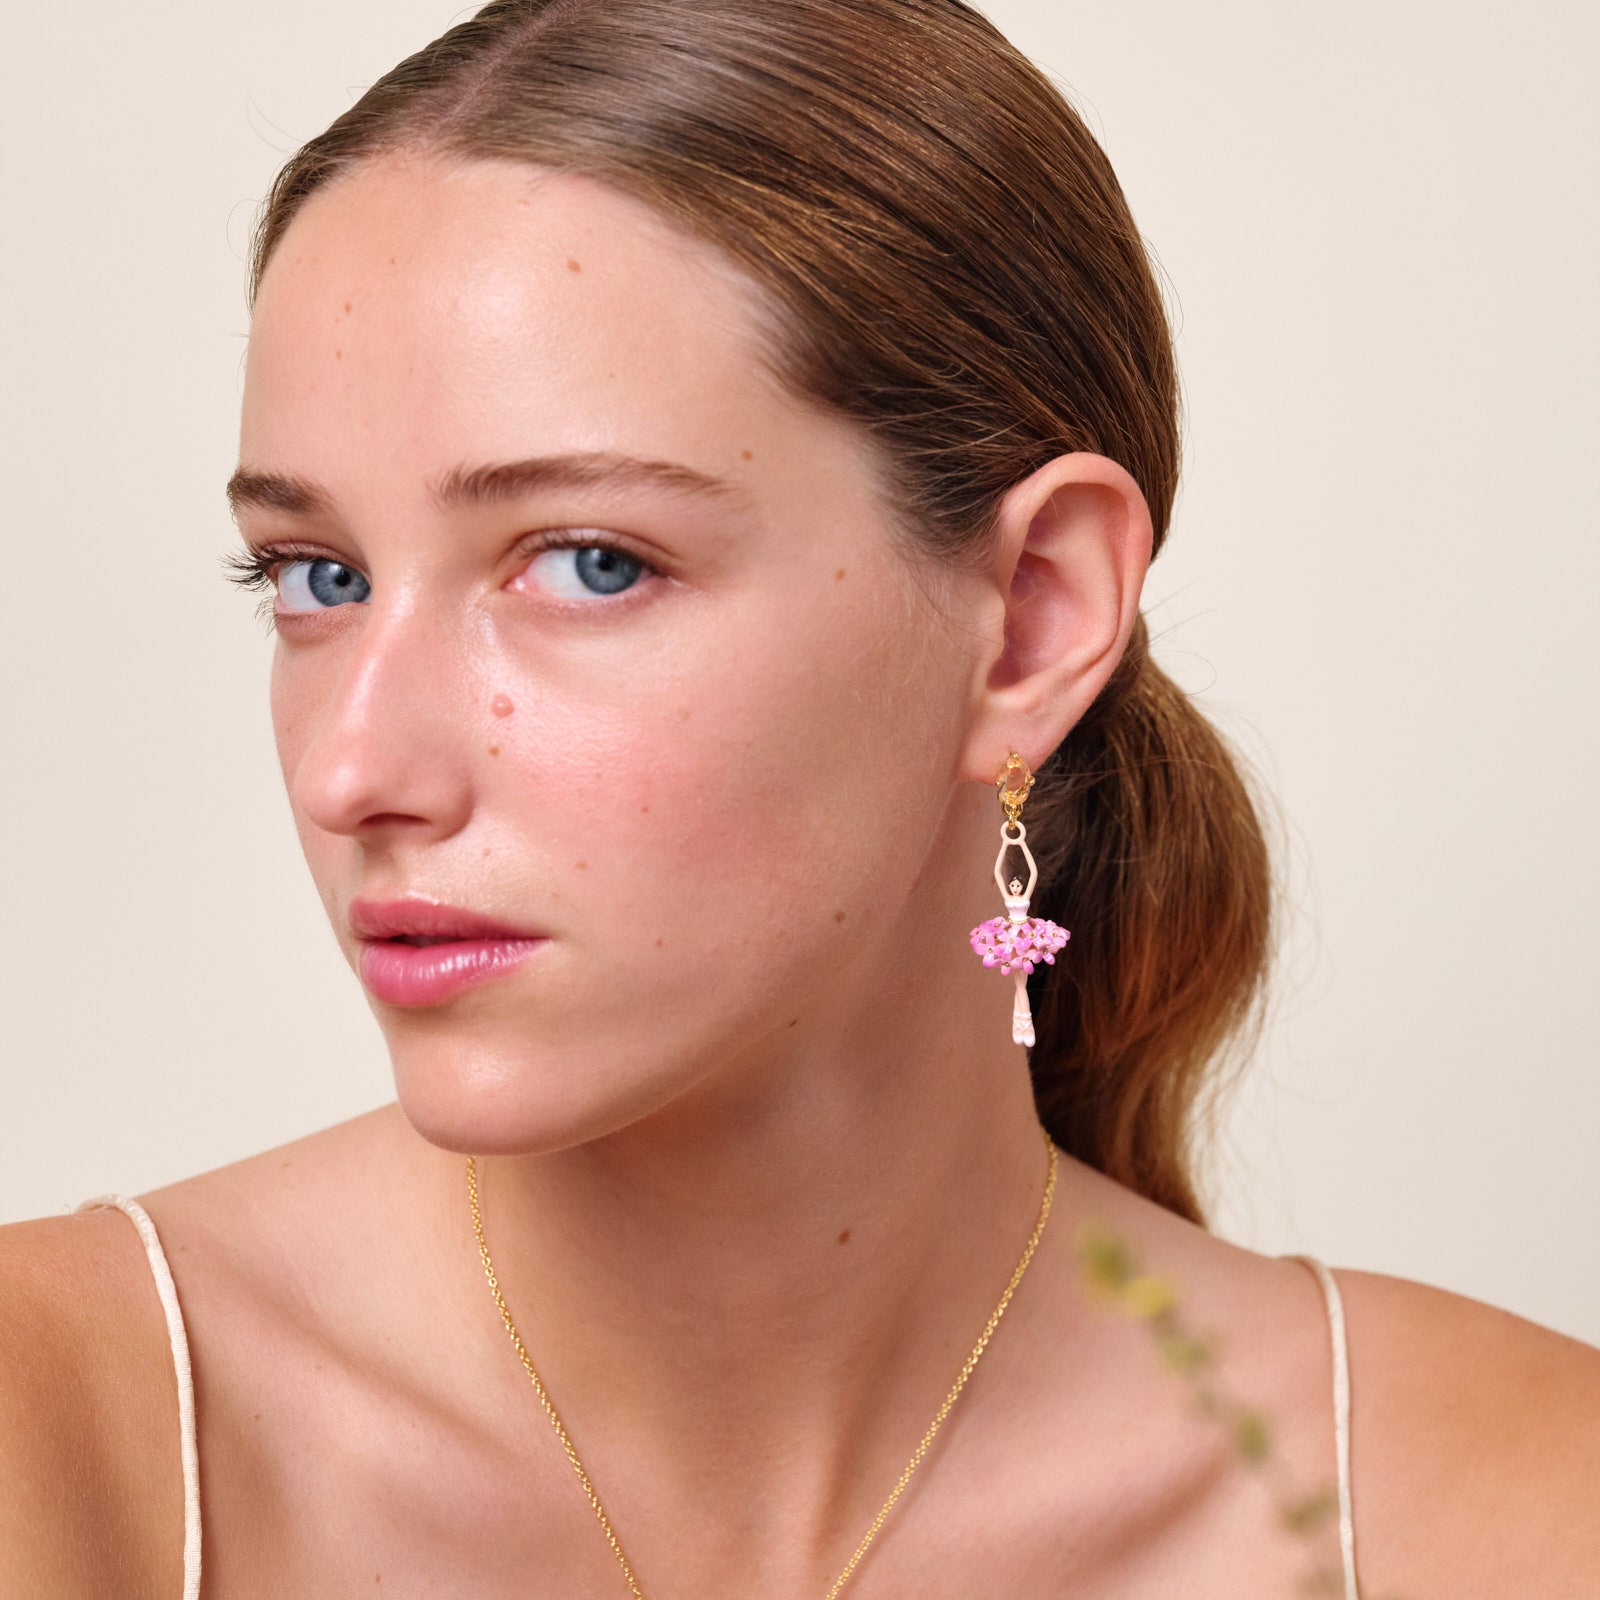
3, 1, 1596, 1595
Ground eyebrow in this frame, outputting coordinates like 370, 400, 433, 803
225, 451, 745, 520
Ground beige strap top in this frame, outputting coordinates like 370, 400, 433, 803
75, 1193, 202, 1600
74, 1196, 1359, 1599
1285, 1251, 1361, 1598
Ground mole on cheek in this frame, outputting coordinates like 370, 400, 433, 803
487, 746, 500, 757
566, 257, 583, 273
491, 694, 515, 718
836, 1228, 851, 1245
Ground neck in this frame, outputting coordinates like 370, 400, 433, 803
456, 1064, 1059, 1553
403, 805, 1097, 1579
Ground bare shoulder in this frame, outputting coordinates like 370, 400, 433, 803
1337, 1266, 1600, 1596
0, 1205, 186, 1597
0, 1108, 413, 1593
0, 1106, 432, 1598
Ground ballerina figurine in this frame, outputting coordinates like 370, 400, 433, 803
968, 752, 1070, 1047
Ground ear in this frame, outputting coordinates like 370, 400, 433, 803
957, 452, 1153, 782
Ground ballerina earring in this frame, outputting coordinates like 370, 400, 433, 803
968, 751, 1070, 1048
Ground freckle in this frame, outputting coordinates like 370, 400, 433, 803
834, 909, 846, 922
640, 802, 649, 812
344, 301, 352, 313
389, 256, 396, 265
837, 1228, 851, 1245
488, 745, 500, 757
655, 937, 664, 947
491, 694, 514, 717
575, 860, 588, 870
481, 848, 491, 858
678, 707, 692, 721
253, 1412, 261, 1422
567, 257, 582, 273
335, 349, 342, 360
787, 1016, 799, 1028
835, 568, 846, 580
741, 449, 753, 461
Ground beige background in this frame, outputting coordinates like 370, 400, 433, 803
2, 2, 1595, 1343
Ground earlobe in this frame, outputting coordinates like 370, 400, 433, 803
959, 452, 1153, 781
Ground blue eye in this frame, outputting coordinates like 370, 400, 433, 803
566, 545, 641, 596
278, 558, 371, 611
511, 533, 657, 603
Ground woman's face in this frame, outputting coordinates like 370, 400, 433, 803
235, 154, 982, 1153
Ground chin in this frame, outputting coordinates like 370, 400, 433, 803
383, 1024, 711, 1158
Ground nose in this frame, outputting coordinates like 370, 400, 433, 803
282, 599, 475, 847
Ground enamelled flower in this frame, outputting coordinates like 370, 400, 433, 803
968, 916, 1071, 976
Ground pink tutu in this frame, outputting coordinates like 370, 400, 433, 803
969, 916, 1070, 976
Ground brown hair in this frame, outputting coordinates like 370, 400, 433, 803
245, 0, 1276, 1225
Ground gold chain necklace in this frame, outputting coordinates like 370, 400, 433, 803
465, 1122, 1057, 1600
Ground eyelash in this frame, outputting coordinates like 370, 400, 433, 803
221, 541, 305, 628
222, 533, 661, 624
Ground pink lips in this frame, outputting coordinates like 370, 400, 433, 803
350, 897, 548, 1007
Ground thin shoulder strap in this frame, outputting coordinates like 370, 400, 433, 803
1284, 1252, 1359, 1600
77, 1194, 202, 1600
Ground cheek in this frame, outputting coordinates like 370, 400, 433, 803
267, 651, 346, 889
489, 590, 941, 967
268, 662, 302, 782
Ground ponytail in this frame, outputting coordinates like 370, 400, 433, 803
1023, 616, 1276, 1224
